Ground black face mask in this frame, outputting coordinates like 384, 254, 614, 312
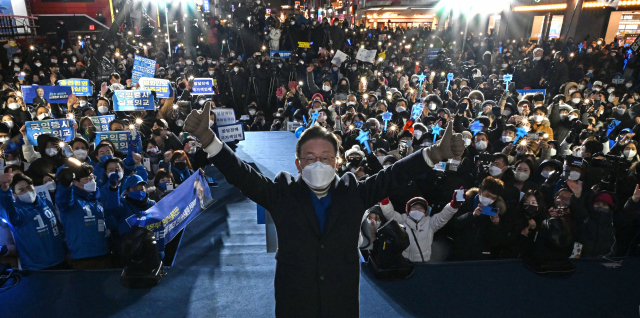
523, 204, 539, 219
174, 161, 187, 170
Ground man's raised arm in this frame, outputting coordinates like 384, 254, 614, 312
183, 103, 280, 211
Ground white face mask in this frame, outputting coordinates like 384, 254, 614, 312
501, 136, 513, 143
607, 88, 614, 94
45, 180, 57, 192
5, 159, 20, 166
624, 149, 636, 159
518, 107, 525, 114
209, 120, 215, 127
83, 179, 97, 192
569, 89, 576, 95
568, 115, 577, 121
8, 102, 20, 110
572, 98, 580, 104
73, 149, 88, 161
45, 148, 58, 156
301, 161, 335, 190
0, 137, 8, 143
428, 103, 436, 111
464, 138, 471, 147
98, 105, 109, 114
578, 84, 585, 90
608, 96, 615, 103
37, 113, 47, 120
234, 67, 240, 72
323, 85, 331, 92
514, 171, 530, 182
568, 171, 581, 181
79, 101, 87, 107
533, 115, 544, 123
572, 149, 582, 157
541, 170, 551, 178
17, 190, 37, 204
479, 194, 494, 206
549, 148, 557, 156
502, 110, 511, 117
409, 210, 424, 222
533, 56, 541, 61
488, 166, 503, 177
35, 62, 41, 67
199, 100, 206, 105
209, 70, 215, 75
475, 140, 487, 150
414, 130, 423, 140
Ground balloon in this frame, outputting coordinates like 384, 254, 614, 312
295, 126, 305, 138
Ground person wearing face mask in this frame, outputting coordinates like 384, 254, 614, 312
529, 106, 554, 140
389, 130, 415, 160
183, 102, 465, 316
0, 171, 67, 270
56, 162, 112, 269
169, 150, 194, 185
379, 193, 462, 263
452, 176, 507, 260
549, 102, 575, 143
24, 134, 65, 176
512, 159, 539, 194
103, 173, 157, 237
503, 190, 548, 258
468, 132, 492, 159
3, 95, 31, 128
307, 68, 335, 103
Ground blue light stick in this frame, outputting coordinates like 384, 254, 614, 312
469, 120, 484, 136
445, 73, 454, 93
513, 127, 528, 145
410, 103, 424, 121
310, 111, 319, 126
578, 43, 583, 53
381, 111, 392, 132
431, 124, 443, 143
356, 129, 371, 153
417, 73, 427, 86
503, 74, 513, 89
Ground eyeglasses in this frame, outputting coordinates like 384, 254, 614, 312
302, 155, 336, 165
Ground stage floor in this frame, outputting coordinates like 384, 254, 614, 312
2, 132, 640, 318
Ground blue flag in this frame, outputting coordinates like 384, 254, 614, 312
126, 172, 215, 251
191, 78, 215, 95
22, 85, 72, 104
57, 78, 93, 96
113, 90, 155, 111
25, 119, 75, 145
131, 55, 157, 84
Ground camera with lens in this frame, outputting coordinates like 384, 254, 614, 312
590, 154, 629, 192
474, 153, 496, 175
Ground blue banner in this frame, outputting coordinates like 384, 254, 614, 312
131, 55, 157, 85
57, 78, 93, 96
516, 89, 546, 97
270, 50, 292, 59
89, 115, 115, 132
126, 172, 214, 251
216, 123, 245, 143
212, 108, 236, 125
426, 48, 444, 62
25, 119, 75, 146
95, 131, 135, 152
22, 85, 72, 104
203, 0, 210, 12
138, 77, 172, 98
113, 90, 155, 111
191, 78, 214, 95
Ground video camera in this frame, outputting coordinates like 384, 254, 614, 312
590, 154, 630, 192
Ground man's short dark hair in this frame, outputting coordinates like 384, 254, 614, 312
480, 176, 504, 197
296, 125, 339, 159
11, 173, 32, 191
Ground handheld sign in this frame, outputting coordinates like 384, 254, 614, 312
445, 73, 454, 93
89, 115, 115, 132
331, 50, 349, 66
298, 42, 310, 48
138, 77, 172, 98
131, 55, 156, 85
58, 79, 93, 96
356, 129, 371, 153
382, 111, 392, 132
191, 78, 215, 95
25, 119, 75, 146
216, 123, 245, 143
212, 108, 236, 126
22, 85, 72, 104
95, 131, 136, 152
113, 90, 154, 111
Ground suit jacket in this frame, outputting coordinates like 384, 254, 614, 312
209, 143, 431, 317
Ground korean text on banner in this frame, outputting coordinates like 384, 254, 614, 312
516, 89, 546, 97
89, 115, 115, 132
25, 119, 75, 146
138, 78, 172, 98
216, 123, 245, 143
331, 50, 349, 66
22, 85, 72, 104
191, 78, 215, 95
95, 131, 135, 152
131, 55, 157, 84
212, 108, 236, 125
113, 90, 155, 111
126, 172, 214, 252
270, 51, 292, 59
58, 79, 93, 96
298, 42, 310, 48
355, 48, 377, 63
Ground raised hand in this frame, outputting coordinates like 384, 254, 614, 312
0, 168, 13, 191
567, 179, 583, 198
425, 122, 465, 163
132, 152, 142, 166
633, 184, 640, 202
184, 102, 216, 147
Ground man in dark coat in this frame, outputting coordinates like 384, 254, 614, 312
184, 103, 465, 317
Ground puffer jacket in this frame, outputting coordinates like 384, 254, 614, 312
380, 200, 458, 262
530, 117, 554, 140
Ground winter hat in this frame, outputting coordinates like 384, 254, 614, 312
592, 192, 614, 208
311, 93, 324, 102
345, 145, 365, 158
405, 197, 429, 214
